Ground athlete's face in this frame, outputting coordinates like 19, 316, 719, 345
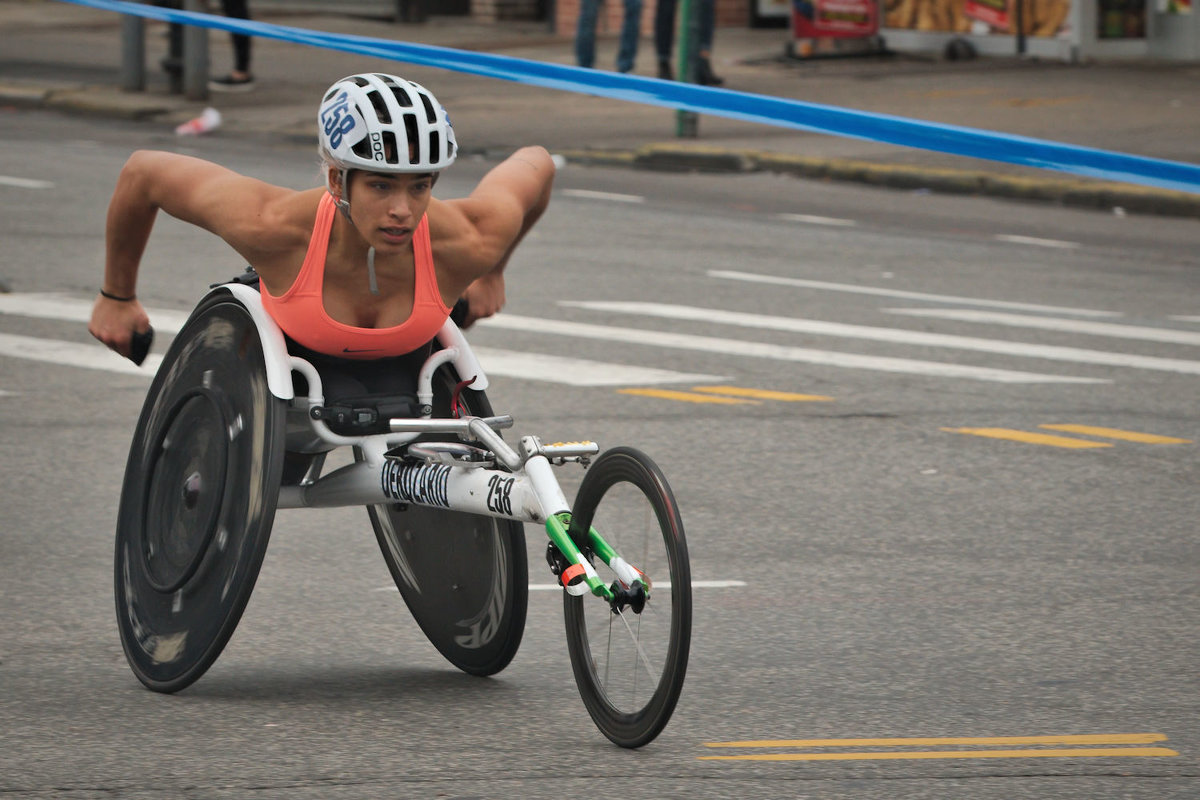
341, 169, 434, 251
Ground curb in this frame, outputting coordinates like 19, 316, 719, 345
560, 144, 1200, 219
0, 81, 180, 120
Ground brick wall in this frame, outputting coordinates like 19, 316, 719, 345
552, 0, 750, 38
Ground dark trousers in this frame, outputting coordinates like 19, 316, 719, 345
157, 0, 251, 73
221, 0, 252, 73
654, 0, 715, 62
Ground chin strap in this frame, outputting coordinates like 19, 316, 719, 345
333, 183, 381, 297
366, 247, 380, 296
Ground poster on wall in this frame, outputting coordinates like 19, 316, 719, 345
883, 0, 1072, 37
793, 0, 879, 38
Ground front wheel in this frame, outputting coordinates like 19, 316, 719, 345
563, 447, 692, 748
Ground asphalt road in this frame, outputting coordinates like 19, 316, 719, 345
1, 108, 1198, 799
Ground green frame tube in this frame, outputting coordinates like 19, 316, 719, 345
545, 513, 614, 600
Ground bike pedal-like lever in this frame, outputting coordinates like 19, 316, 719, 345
533, 439, 600, 465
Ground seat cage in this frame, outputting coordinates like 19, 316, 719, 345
212, 283, 491, 462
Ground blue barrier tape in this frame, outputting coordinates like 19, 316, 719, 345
55, 0, 1200, 194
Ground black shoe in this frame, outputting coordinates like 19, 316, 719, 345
696, 56, 723, 86
208, 74, 255, 92
658, 59, 673, 80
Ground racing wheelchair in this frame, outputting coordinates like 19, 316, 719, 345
113, 282, 692, 748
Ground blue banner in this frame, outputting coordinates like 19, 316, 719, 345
54, 0, 1200, 194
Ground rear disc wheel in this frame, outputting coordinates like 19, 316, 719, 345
366, 365, 527, 676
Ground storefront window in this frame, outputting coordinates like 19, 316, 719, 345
1098, 0, 1146, 37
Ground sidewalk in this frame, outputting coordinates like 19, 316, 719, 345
2, 0, 1199, 216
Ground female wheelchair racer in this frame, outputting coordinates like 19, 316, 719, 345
89, 73, 692, 747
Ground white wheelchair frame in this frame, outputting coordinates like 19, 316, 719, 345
220, 282, 635, 600
119, 283, 690, 748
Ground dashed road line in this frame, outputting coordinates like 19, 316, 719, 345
563, 300, 1200, 376
777, 213, 857, 227
561, 188, 645, 203
706, 733, 1171, 748
470, 347, 720, 386
619, 388, 757, 404
373, 579, 746, 593
994, 233, 1081, 249
943, 424, 1192, 448
700, 733, 1179, 762
700, 746, 1177, 762
530, 579, 745, 591
0, 293, 719, 388
942, 427, 1113, 448
482, 314, 1106, 384
0, 175, 54, 189
0, 292, 192, 329
619, 385, 834, 404
0, 332, 163, 376
709, 270, 1122, 318
689, 386, 834, 402
1038, 423, 1192, 444
884, 308, 1200, 346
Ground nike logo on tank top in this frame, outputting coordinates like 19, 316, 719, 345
261, 192, 451, 359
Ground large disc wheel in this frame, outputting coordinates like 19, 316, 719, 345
114, 293, 286, 692
564, 447, 692, 748
366, 365, 528, 676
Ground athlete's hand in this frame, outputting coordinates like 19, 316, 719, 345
89, 294, 152, 363
460, 272, 506, 329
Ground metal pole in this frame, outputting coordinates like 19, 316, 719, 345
675, 0, 699, 138
120, 10, 146, 92
182, 0, 209, 101
1015, 0, 1027, 54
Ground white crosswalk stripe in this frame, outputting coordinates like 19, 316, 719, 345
709, 270, 1123, 317
2, 289, 1195, 388
884, 308, 1200, 346
561, 301, 1200, 376
0, 332, 163, 375
0, 293, 718, 387
479, 314, 1106, 384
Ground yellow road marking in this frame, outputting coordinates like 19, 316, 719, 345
691, 386, 834, 402
704, 733, 1169, 748
699, 747, 1178, 762
1039, 424, 1192, 444
914, 88, 998, 99
995, 96, 1087, 108
941, 427, 1112, 448
618, 388, 758, 404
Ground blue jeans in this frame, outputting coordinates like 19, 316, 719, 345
576, 0, 644, 73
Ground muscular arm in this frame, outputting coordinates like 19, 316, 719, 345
435, 146, 556, 326
90, 150, 306, 359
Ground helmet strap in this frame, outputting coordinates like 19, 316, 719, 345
333, 168, 353, 219
330, 169, 380, 296
366, 247, 380, 296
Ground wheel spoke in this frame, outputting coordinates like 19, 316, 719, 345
614, 606, 656, 696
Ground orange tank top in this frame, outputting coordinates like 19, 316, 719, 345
261, 192, 451, 360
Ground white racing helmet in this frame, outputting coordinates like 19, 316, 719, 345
317, 73, 457, 174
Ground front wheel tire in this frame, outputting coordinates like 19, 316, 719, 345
563, 447, 692, 748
